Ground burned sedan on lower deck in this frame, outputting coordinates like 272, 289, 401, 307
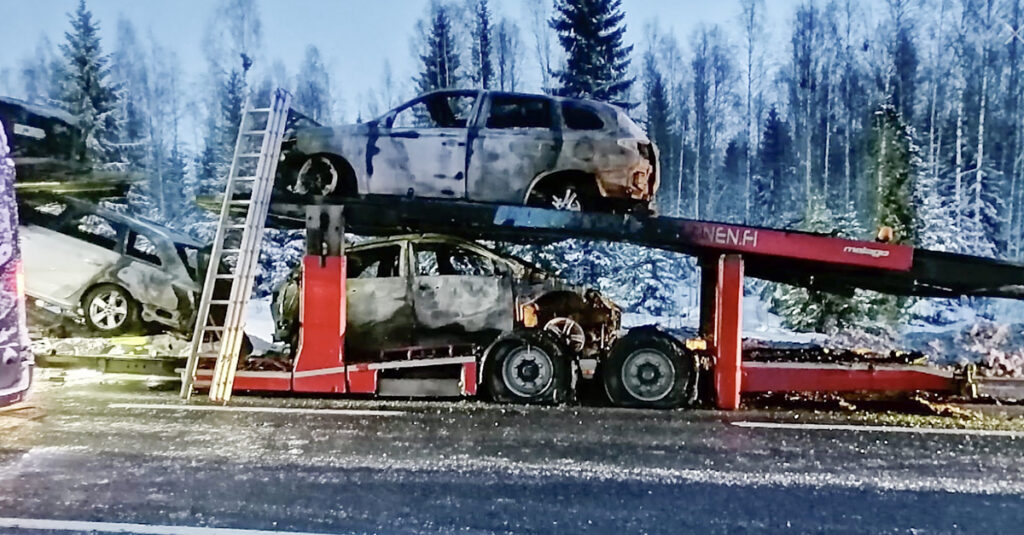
277, 90, 658, 212
19, 197, 204, 335
272, 233, 620, 360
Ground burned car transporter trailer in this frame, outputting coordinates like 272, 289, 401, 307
181, 89, 1024, 409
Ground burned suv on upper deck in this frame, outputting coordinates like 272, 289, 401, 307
278, 90, 658, 212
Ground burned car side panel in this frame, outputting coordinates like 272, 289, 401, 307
409, 239, 514, 344
344, 242, 414, 354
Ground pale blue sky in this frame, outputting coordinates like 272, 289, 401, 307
0, 0, 804, 136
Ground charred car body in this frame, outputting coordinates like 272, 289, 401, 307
274, 233, 620, 356
278, 90, 659, 212
19, 197, 203, 335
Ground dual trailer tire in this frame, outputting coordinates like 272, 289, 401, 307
484, 327, 698, 409
485, 329, 571, 405
602, 327, 698, 410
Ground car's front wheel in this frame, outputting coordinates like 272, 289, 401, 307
82, 284, 141, 336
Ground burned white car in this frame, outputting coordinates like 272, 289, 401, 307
19, 198, 203, 335
272, 233, 620, 360
278, 90, 658, 212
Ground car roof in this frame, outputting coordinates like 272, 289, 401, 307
416, 89, 618, 113
0, 96, 79, 126
63, 197, 205, 247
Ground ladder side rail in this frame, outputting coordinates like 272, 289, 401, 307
181, 97, 256, 399
209, 91, 292, 401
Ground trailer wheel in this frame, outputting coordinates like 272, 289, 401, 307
485, 330, 570, 405
603, 327, 694, 409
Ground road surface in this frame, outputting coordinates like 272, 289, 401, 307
1, 370, 1023, 534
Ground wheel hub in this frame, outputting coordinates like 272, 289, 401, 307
89, 292, 128, 330
621, 349, 675, 402
502, 346, 554, 398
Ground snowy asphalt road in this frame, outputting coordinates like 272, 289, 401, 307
1, 373, 1024, 534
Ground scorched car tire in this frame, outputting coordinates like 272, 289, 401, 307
603, 327, 694, 409
82, 284, 141, 336
485, 329, 570, 405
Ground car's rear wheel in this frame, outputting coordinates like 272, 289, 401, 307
528, 183, 590, 211
294, 155, 349, 198
603, 327, 695, 409
485, 330, 570, 405
82, 284, 141, 336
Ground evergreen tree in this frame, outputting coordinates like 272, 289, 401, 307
756, 106, 795, 226
470, 0, 494, 89
550, 0, 634, 102
58, 0, 119, 164
416, 3, 460, 93
769, 197, 876, 333
867, 103, 918, 245
295, 45, 332, 123
642, 51, 675, 214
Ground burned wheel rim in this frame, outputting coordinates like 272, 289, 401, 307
88, 290, 129, 331
294, 156, 339, 196
550, 187, 582, 211
501, 345, 555, 398
621, 349, 676, 402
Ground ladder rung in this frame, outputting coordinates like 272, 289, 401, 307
249, 108, 271, 113
214, 274, 236, 280
203, 326, 225, 332
208, 300, 238, 305
225, 224, 247, 229
228, 199, 252, 206
233, 176, 257, 181
238, 153, 262, 158
243, 130, 267, 135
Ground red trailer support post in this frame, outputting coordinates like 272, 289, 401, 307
713, 254, 744, 410
292, 206, 347, 393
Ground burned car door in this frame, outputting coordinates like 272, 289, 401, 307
345, 243, 413, 356
21, 206, 124, 305
118, 231, 192, 326
370, 92, 477, 200
410, 240, 513, 346
466, 94, 560, 204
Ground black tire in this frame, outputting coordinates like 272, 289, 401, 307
484, 329, 571, 405
81, 284, 141, 336
603, 327, 695, 409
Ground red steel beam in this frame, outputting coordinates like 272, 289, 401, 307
670, 220, 914, 271
741, 362, 956, 393
714, 254, 744, 410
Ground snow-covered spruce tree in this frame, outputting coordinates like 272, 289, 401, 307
470, 0, 494, 89
642, 51, 676, 215
768, 197, 874, 333
58, 0, 119, 164
416, 3, 461, 93
550, 0, 634, 103
294, 45, 332, 124
867, 102, 918, 246
755, 106, 796, 227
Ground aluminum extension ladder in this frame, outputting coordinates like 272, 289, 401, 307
180, 88, 291, 403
